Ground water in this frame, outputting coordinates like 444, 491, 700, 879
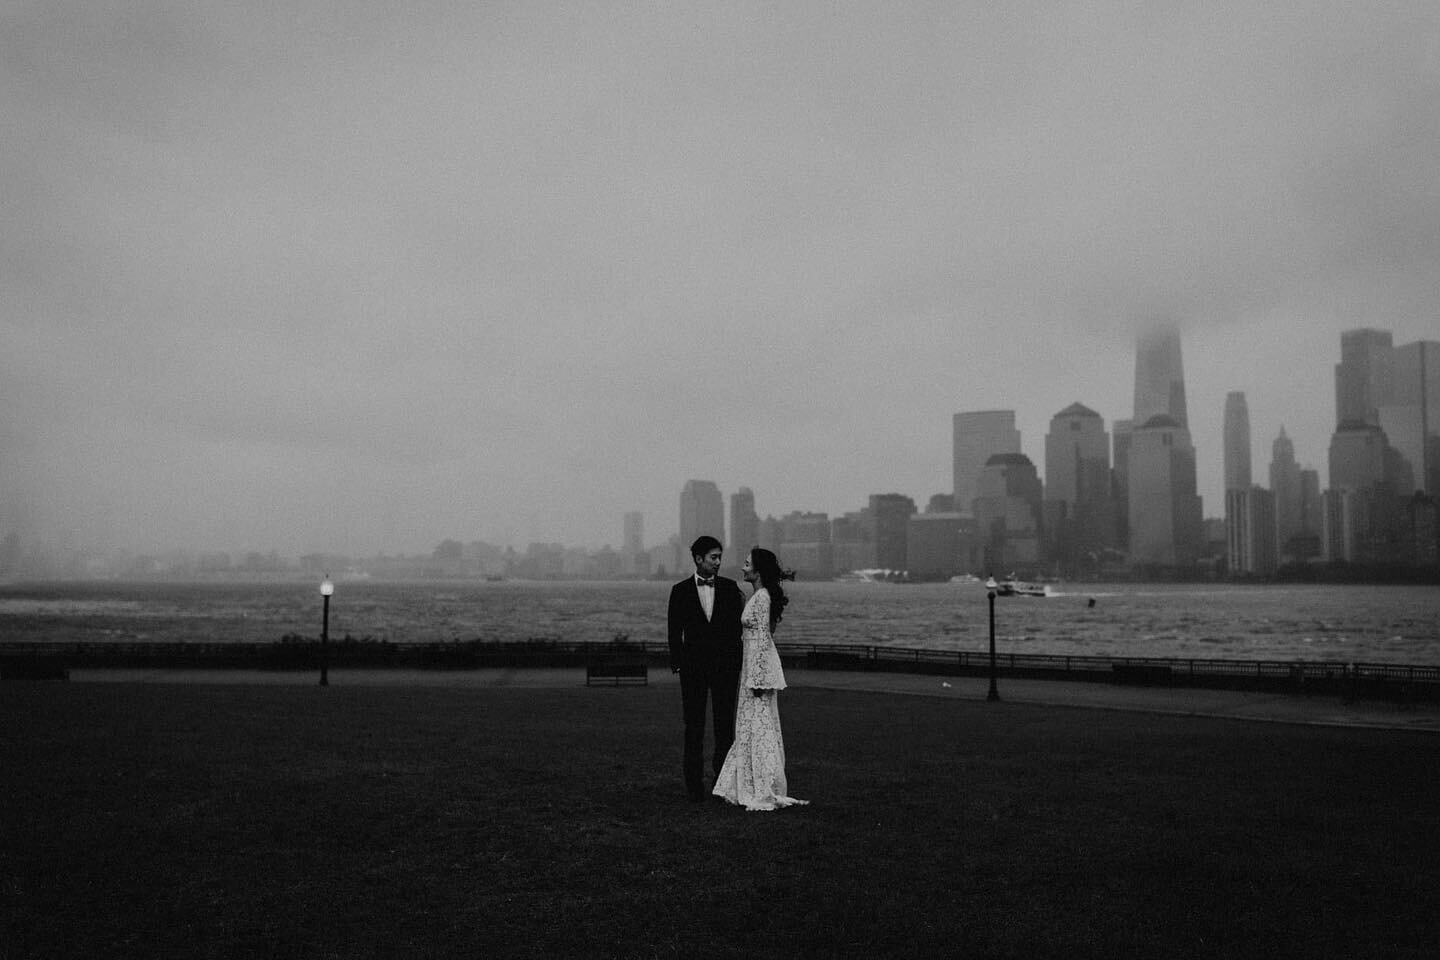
2, 579, 1438, 666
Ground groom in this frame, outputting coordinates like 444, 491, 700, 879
667, 535, 745, 802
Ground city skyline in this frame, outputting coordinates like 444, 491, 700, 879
4, 3, 1438, 560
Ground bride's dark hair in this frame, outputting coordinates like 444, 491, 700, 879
749, 547, 795, 629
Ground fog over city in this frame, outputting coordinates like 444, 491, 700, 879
3, 2, 1438, 559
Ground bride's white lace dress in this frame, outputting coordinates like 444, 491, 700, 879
712, 588, 807, 811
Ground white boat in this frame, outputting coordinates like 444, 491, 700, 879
985, 575, 1051, 597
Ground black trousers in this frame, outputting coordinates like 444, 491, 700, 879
679, 661, 740, 796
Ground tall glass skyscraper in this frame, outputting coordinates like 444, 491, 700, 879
729, 487, 758, 559
1269, 427, 1304, 556
679, 480, 725, 555
952, 410, 1020, 517
1128, 324, 1202, 567
1132, 323, 1188, 429
1223, 391, 1252, 491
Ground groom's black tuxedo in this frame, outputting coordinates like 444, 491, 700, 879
667, 575, 745, 673
667, 574, 745, 799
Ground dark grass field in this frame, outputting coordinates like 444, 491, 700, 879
2, 681, 1438, 959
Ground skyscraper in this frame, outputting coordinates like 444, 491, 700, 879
1225, 487, 1277, 576
678, 480, 724, 556
1127, 325, 1201, 568
729, 487, 758, 558
1223, 392, 1252, 491
1043, 402, 1114, 572
622, 512, 644, 576
1334, 328, 1393, 428
1127, 414, 1203, 567
974, 453, 1043, 570
1381, 339, 1439, 495
1132, 323, 1188, 428
1325, 330, 1414, 565
869, 494, 916, 571
1222, 391, 1262, 576
953, 411, 1020, 516
1111, 418, 1133, 549
1269, 427, 1303, 559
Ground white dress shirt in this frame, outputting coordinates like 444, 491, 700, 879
695, 574, 715, 620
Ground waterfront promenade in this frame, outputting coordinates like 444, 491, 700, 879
70, 664, 1440, 733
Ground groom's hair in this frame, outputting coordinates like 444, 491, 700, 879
690, 535, 722, 559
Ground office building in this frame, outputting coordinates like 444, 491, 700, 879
1223, 392, 1252, 491
679, 480, 724, 556
774, 511, 832, 580
1222, 392, 1253, 575
1381, 340, 1439, 495
1043, 402, 1115, 572
1127, 326, 1202, 568
953, 411, 1020, 517
974, 453, 1043, 571
729, 488, 758, 557
622, 512, 644, 576
1112, 418, 1133, 549
1225, 487, 1277, 576
831, 510, 876, 574
1128, 415, 1203, 568
869, 494, 917, 571
1133, 323, 1188, 428
1334, 328, 1393, 428
907, 513, 980, 580
1269, 428, 1302, 559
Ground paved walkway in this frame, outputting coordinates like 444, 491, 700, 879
68, 666, 1440, 733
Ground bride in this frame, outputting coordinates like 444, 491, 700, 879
712, 547, 808, 811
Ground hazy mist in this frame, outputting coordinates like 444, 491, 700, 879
3, 1, 1438, 557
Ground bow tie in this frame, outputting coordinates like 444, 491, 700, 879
697, 577, 716, 587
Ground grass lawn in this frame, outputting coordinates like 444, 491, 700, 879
2, 681, 1437, 959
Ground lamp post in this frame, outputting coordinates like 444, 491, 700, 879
984, 578, 1001, 702
319, 577, 334, 687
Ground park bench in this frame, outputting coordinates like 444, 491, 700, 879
0, 654, 70, 681
585, 657, 648, 686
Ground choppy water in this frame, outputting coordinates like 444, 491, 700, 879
2, 579, 1438, 665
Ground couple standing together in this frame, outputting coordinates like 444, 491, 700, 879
666, 536, 807, 811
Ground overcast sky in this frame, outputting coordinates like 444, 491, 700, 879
3, 1, 1438, 558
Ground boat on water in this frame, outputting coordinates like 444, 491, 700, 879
948, 573, 982, 584
985, 575, 1051, 597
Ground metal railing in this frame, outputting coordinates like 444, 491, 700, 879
2, 638, 1437, 698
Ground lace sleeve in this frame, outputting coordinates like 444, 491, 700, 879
744, 590, 786, 690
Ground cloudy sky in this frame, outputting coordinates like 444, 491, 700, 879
3, 1, 1438, 558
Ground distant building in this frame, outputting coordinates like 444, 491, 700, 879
952, 411, 1020, 517
830, 510, 876, 574
869, 494, 916, 570
1127, 326, 1201, 569
622, 512, 644, 577
1381, 339, 1439, 495
1111, 418, 1133, 549
729, 487, 759, 559
1269, 428, 1303, 561
1225, 487, 1277, 577
974, 453, 1043, 572
906, 513, 980, 580
757, 515, 784, 552
1223, 392, 1254, 576
1043, 402, 1115, 573
776, 511, 832, 580
1334, 328, 1393, 429
1128, 415, 1203, 568
1133, 322, 1188, 428
1223, 392, 1252, 491
679, 480, 725, 555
